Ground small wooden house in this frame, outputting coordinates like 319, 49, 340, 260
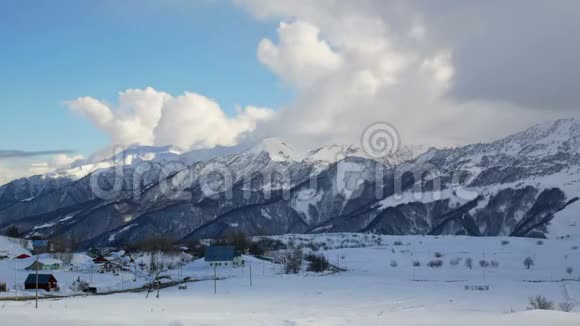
31, 240, 53, 254
16, 253, 31, 259
24, 274, 58, 292
25, 258, 62, 271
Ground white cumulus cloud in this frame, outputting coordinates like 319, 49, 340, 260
236, 0, 575, 150
67, 87, 274, 151
258, 21, 343, 89
0, 153, 84, 186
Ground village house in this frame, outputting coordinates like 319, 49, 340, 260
24, 274, 58, 292
31, 240, 53, 254
16, 253, 31, 259
88, 247, 117, 258
0, 282, 7, 292
92, 256, 109, 264
204, 246, 244, 267
25, 258, 62, 271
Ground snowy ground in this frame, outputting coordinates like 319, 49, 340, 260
1, 234, 580, 325
0, 236, 196, 297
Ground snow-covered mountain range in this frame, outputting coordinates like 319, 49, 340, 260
0, 119, 579, 247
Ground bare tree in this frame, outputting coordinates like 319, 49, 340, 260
465, 257, 473, 269
559, 301, 575, 312
5, 225, 20, 238
284, 248, 303, 274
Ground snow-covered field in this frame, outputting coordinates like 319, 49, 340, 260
1, 234, 580, 325
0, 236, 196, 297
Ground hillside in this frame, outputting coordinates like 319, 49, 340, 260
0, 119, 579, 247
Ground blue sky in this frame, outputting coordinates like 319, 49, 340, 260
0, 0, 287, 156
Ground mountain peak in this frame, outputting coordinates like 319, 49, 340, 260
249, 138, 300, 162
499, 118, 580, 156
305, 143, 424, 166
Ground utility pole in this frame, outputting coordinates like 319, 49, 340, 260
482, 249, 486, 282
11, 242, 18, 297
249, 262, 253, 288
15, 256, 18, 297
35, 253, 39, 309
213, 265, 217, 294
156, 277, 160, 299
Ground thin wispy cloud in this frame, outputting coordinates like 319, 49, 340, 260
0, 149, 76, 159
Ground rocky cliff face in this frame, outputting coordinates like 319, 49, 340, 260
0, 119, 579, 247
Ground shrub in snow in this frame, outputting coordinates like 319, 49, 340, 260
536, 240, 544, 246
491, 260, 500, 268
304, 242, 321, 252
501, 240, 510, 246
571, 245, 579, 251
449, 258, 461, 266
53, 252, 74, 265
427, 259, 444, 268
434, 252, 444, 258
479, 260, 489, 268
559, 301, 575, 312
70, 279, 89, 292
465, 285, 490, 291
465, 258, 473, 269
524, 257, 534, 270
284, 248, 303, 274
249, 242, 266, 256
527, 296, 554, 310
412, 260, 421, 267
566, 266, 574, 275
390, 260, 398, 268
271, 239, 289, 251
305, 253, 329, 273
393, 241, 403, 246
187, 240, 207, 258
